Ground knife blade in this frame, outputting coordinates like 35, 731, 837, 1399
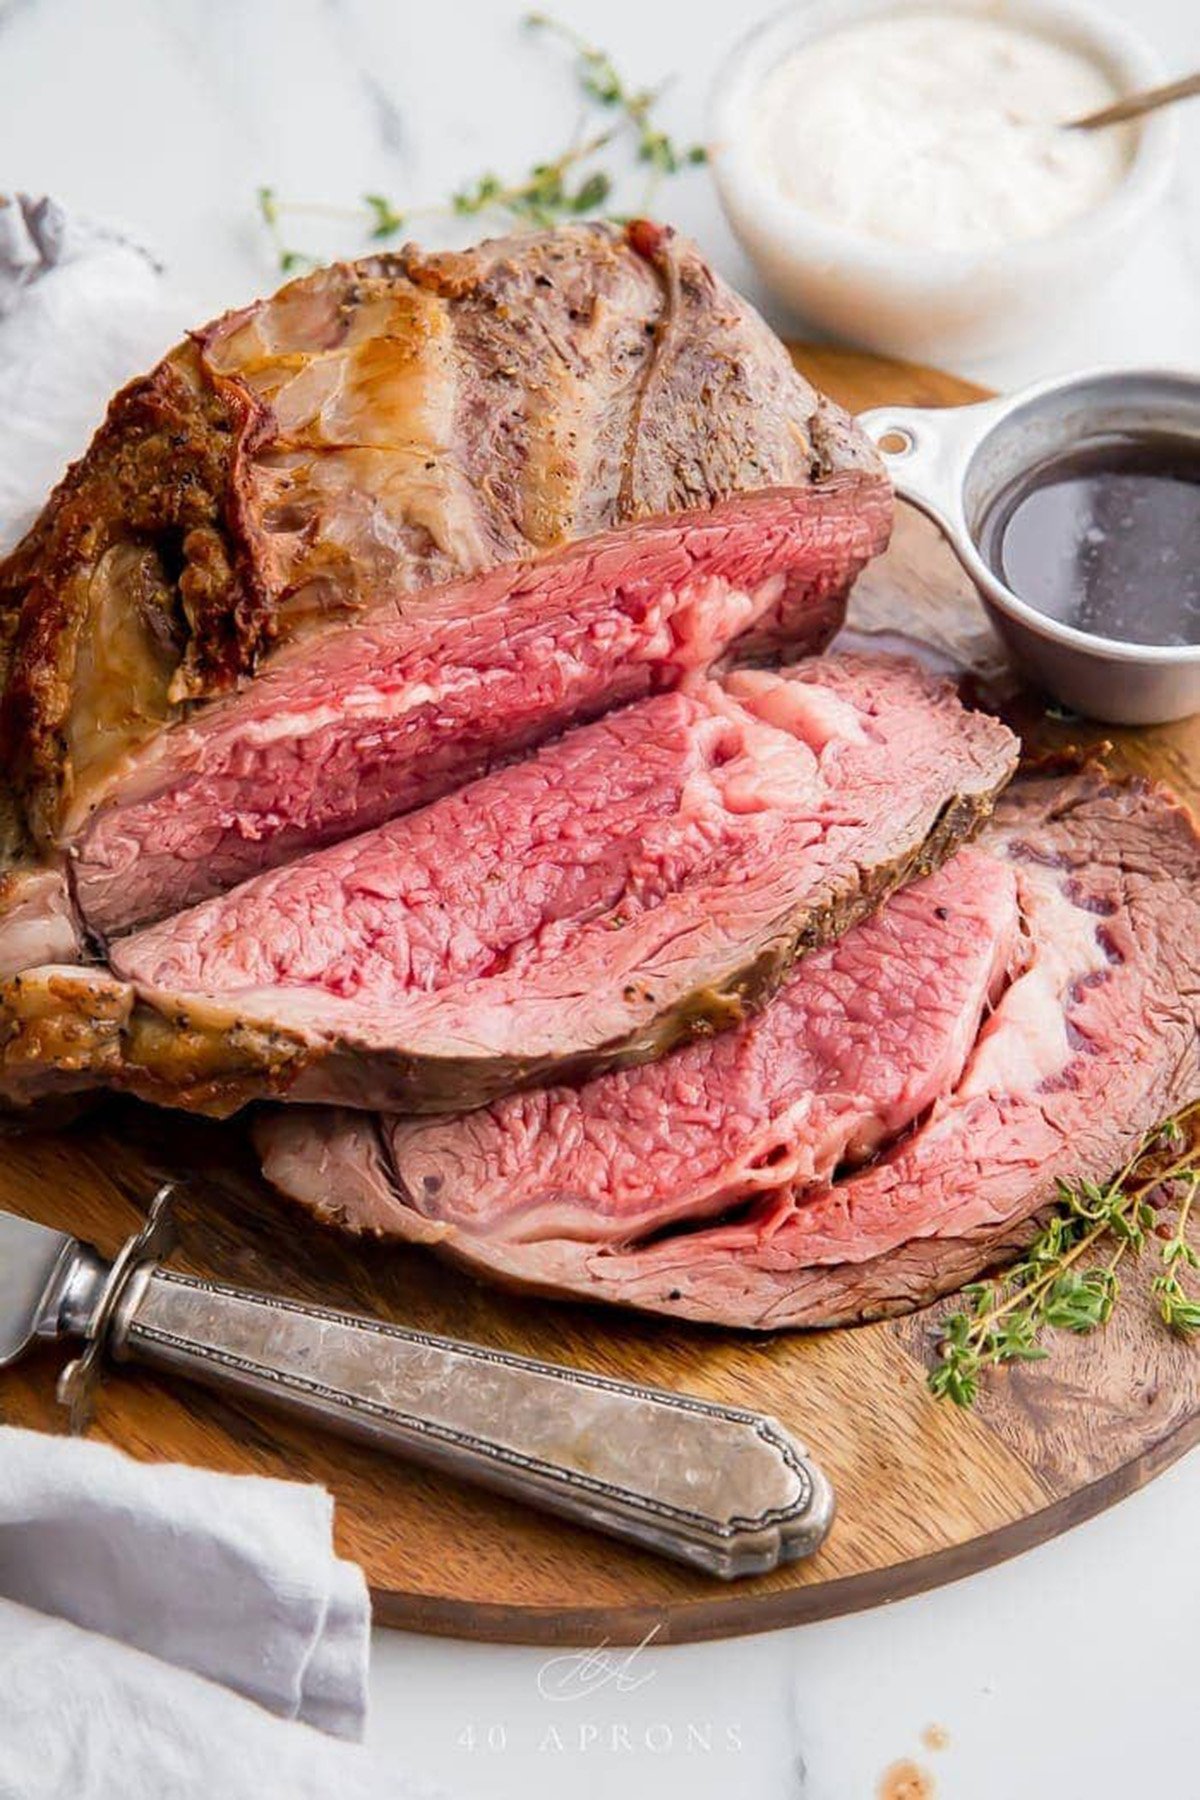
0, 1211, 107, 1369
0, 1191, 836, 1579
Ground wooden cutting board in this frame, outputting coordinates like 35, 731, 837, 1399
1, 347, 1196, 1645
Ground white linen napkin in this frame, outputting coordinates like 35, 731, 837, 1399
0, 193, 193, 549
0, 1427, 371, 1739
0, 1597, 390, 1800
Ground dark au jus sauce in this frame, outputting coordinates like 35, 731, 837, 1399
980, 435, 1200, 648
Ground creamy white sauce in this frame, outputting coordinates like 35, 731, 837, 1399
749, 12, 1134, 253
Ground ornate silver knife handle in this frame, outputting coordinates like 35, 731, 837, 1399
50, 1190, 835, 1580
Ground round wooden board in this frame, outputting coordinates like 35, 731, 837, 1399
1, 347, 1197, 1645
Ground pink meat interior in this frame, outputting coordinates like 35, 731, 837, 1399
109, 654, 1014, 1068
383, 848, 1020, 1242
75, 485, 884, 936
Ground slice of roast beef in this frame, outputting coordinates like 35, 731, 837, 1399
0, 654, 1016, 1116
0, 221, 890, 947
255, 771, 1200, 1328
260, 847, 1019, 1239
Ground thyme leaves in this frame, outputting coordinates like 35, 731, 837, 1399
929, 1101, 1200, 1407
524, 12, 706, 178
257, 15, 705, 272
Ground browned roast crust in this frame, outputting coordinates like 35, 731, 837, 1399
0, 221, 889, 861
0, 966, 313, 1116
0, 347, 272, 834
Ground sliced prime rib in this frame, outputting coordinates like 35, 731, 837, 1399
0, 654, 1016, 1116
256, 771, 1200, 1329
0, 221, 890, 958
260, 847, 1019, 1239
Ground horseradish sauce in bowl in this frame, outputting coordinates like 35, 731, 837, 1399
710, 0, 1177, 359
749, 13, 1130, 254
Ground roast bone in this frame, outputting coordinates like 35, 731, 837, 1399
0, 220, 891, 965
0, 654, 1017, 1116
257, 772, 1200, 1330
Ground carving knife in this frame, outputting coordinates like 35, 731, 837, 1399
0, 1190, 835, 1579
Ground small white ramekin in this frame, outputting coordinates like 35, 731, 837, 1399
710, 0, 1179, 362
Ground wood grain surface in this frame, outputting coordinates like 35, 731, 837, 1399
1, 347, 1196, 1644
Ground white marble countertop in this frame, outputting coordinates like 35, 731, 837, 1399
3, 0, 1197, 383
1, 0, 1197, 1794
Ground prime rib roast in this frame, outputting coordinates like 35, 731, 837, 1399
0, 654, 1016, 1114
3, 221, 1197, 1333
257, 771, 1200, 1327
0, 220, 889, 966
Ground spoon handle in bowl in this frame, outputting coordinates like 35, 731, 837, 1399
1067, 71, 1200, 132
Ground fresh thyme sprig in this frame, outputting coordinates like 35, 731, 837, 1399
1152, 1165, 1200, 1331
929, 1101, 1200, 1407
256, 14, 705, 272
445, 128, 617, 227
256, 187, 320, 275
524, 12, 707, 179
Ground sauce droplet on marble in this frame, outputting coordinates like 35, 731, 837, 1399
878, 1759, 936, 1800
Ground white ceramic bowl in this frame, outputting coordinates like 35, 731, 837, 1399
710, 0, 1178, 362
